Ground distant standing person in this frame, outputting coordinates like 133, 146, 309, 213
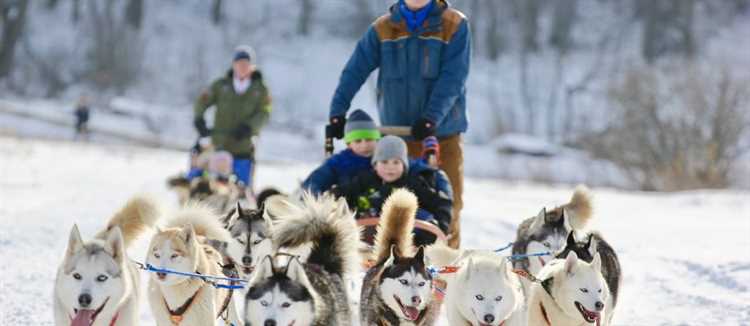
328, 0, 471, 248
73, 95, 90, 141
194, 45, 273, 199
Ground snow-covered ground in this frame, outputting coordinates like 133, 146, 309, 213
1, 136, 748, 325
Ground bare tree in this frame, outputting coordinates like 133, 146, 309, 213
0, 0, 29, 78
125, 0, 143, 30
639, 0, 697, 63
484, 0, 505, 60
297, 0, 314, 36
548, 0, 577, 55
72, 0, 81, 23
212, 0, 222, 25
517, 0, 541, 53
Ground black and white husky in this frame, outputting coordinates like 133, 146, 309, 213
360, 189, 440, 326
512, 186, 593, 292
243, 193, 359, 326
555, 231, 621, 324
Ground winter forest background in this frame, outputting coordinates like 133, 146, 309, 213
1, 0, 749, 191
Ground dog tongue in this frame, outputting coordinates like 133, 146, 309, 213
71, 309, 96, 326
403, 306, 420, 321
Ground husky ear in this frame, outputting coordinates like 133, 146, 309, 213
105, 227, 126, 264
255, 255, 274, 280
385, 245, 399, 266
414, 246, 426, 264
530, 208, 546, 232
286, 258, 310, 285
566, 231, 577, 248
66, 224, 84, 259
463, 257, 473, 280
591, 252, 602, 273
564, 251, 579, 275
221, 205, 237, 227
562, 208, 573, 233
181, 224, 197, 246
499, 257, 511, 280
588, 235, 598, 255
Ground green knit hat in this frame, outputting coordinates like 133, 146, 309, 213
344, 109, 381, 143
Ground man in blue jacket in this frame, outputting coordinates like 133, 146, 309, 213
327, 0, 470, 248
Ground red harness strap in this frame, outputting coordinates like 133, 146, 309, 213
109, 312, 120, 326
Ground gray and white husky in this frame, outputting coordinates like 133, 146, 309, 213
512, 186, 593, 291
360, 189, 440, 326
527, 251, 610, 326
427, 245, 525, 326
555, 231, 621, 324
243, 193, 359, 326
220, 203, 275, 279
54, 195, 161, 326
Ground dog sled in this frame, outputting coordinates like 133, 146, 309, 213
328, 125, 448, 267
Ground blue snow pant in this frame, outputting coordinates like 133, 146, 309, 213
233, 159, 253, 188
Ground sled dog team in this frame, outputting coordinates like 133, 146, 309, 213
54, 186, 620, 326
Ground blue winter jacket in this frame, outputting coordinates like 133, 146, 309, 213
301, 149, 373, 195
330, 0, 471, 138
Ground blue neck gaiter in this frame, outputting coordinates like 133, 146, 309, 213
399, 0, 435, 33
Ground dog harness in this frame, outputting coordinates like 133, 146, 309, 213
539, 302, 552, 326
163, 286, 203, 325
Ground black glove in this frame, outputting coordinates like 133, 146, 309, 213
327, 115, 346, 139
411, 118, 436, 140
232, 124, 252, 140
194, 118, 211, 137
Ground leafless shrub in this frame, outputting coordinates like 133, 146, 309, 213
583, 64, 750, 191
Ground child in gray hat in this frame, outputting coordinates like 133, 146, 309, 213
333, 135, 453, 245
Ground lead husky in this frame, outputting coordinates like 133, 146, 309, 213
528, 251, 609, 326
360, 189, 439, 326
243, 193, 359, 326
54, 195, 161, 326
427, 245, 525, 326
145, 204, 242, 326
555, 231, 621, 324
512, 186, 593, 292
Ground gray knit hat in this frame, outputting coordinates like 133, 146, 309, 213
372, 135, 409, 173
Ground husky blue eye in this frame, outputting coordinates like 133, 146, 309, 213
170, 254, 179, 259
73, 273, 82, 280
260, 300, 269, 307
495, 296, 503, 301
543, 242, 551, 248
281, 302, 291, 308
580, 288, 588, 293
154, 253, 160, 259
417, 281, 426, 287
399, 279, 408, 285
237, 239, 246, 245
475, 294, 484, 301
96, 275, 108, 282
253, 239, 262, 245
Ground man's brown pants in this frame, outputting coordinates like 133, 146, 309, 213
406, 134, 463, 248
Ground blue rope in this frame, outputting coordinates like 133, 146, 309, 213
506, 251, 552, 261
138, 262, 247, 290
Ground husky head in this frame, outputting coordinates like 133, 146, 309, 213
245, 256, 316, 326
222, 203, 274, 278
57, 225, 130, 326
454, 256, 523, 326
556, 231, 596, 262
146, 224, 201, 286
524, 208, 574, 272
547, 251, 608, 324
380, 245, 433, 322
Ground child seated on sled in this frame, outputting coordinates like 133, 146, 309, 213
301, 109, 381, 194
332, 135, 453, 246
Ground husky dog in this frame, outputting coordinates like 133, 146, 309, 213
145, 204, 242, 326
219, 203, 275, 279
512, 186, 593, 290
243, 193, 359, 326
360, 189, 440, 326
168, 175, 241, 213
427, 245, 525, 326
555, 231, 621, 324
528, 251, 609, 326
54, 195, 161, 326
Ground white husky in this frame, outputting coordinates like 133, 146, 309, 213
54, 195, 161, 326
145, 203, 242, 326
528, 251, 609, 326
427, 245, 525, 326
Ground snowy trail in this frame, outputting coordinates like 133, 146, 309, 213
1, 137, 749, 325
